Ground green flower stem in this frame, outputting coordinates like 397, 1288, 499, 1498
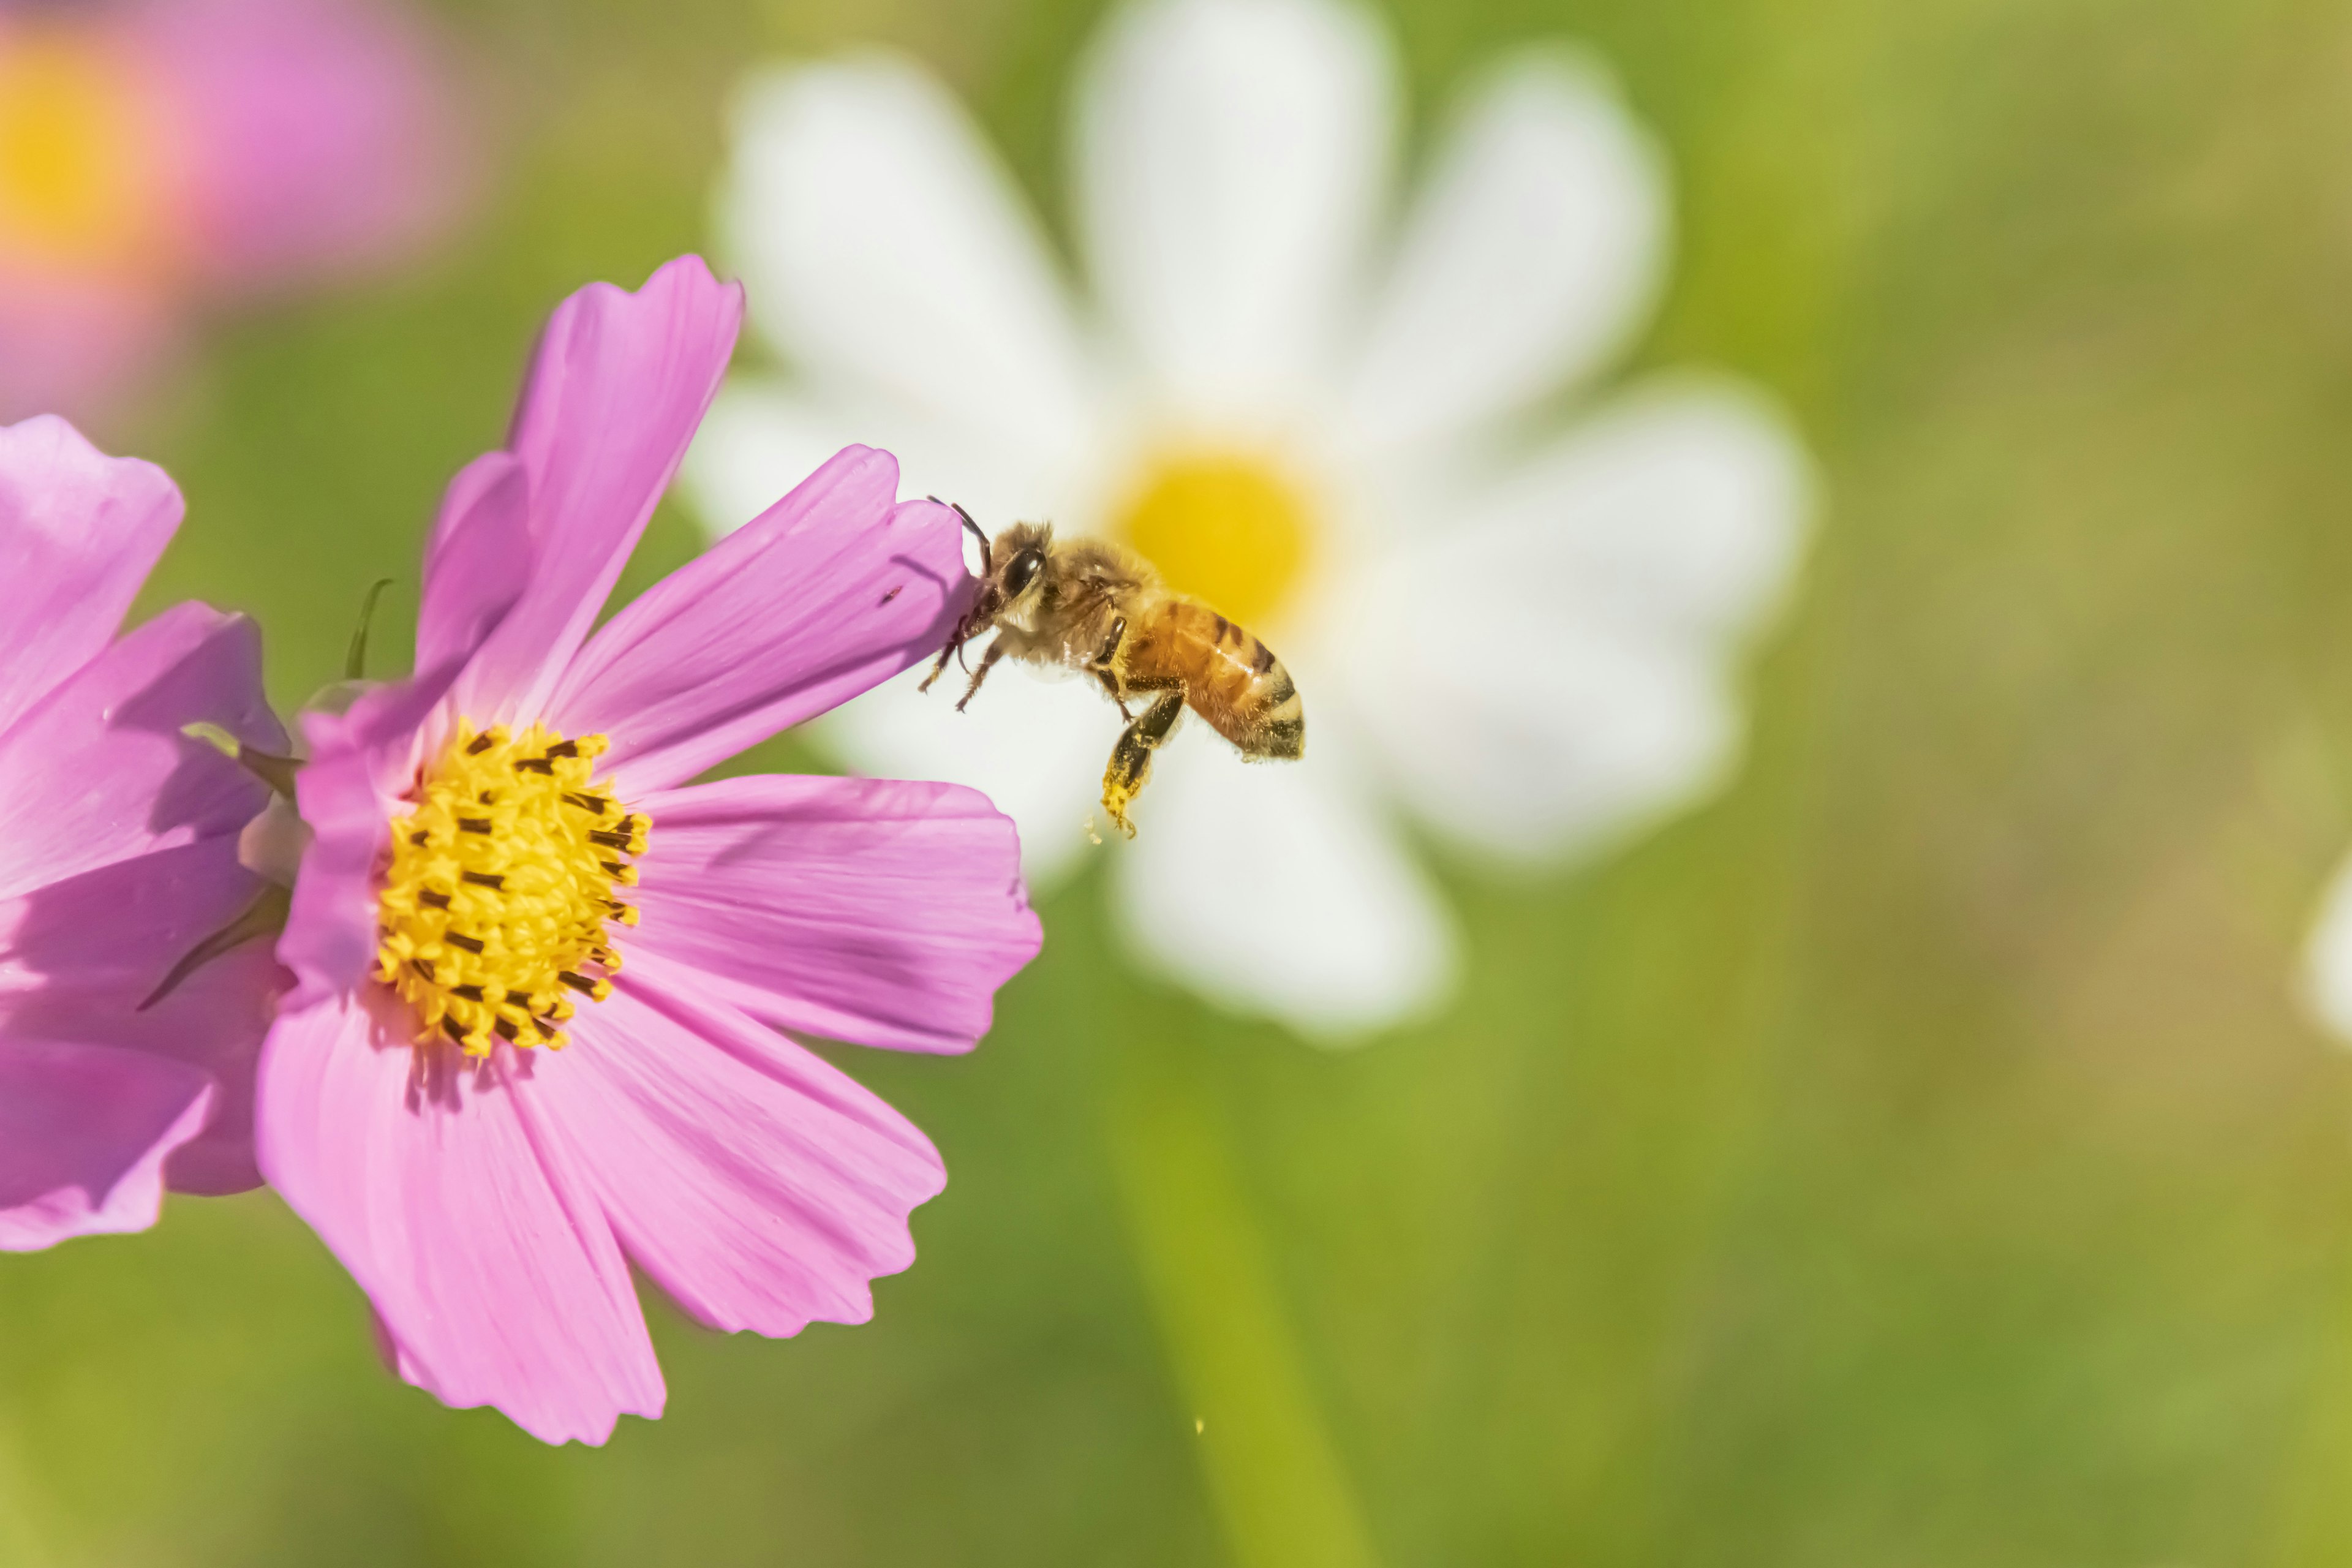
1109, 1041, 1381, 1568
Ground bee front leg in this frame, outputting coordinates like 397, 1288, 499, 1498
917, 639, 958, 694
1101, 689, 1185, 839
955, 635, 1010, 712
919, 612, 981, 693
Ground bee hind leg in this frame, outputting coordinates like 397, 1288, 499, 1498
1101, 690, 1184, 839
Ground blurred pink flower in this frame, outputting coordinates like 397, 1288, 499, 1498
262, 256, 1041, 1446
0, 0, 466, 421
0, 415, 288, 1248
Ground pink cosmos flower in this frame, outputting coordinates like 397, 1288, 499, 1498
0, 415, 286, 1247
262, 255, 1042, 1445
0, 0, 466, 422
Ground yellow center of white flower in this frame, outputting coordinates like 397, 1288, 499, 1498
375, 723, 644, 1055
1116, 450, 1314, 628
0, 35, 167, 271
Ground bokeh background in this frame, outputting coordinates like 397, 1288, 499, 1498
7, 0, 2352, 1562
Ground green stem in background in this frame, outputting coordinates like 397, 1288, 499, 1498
1108, 1037, 1381, 1568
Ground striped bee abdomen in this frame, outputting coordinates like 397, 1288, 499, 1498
1128, 599, 1305, 761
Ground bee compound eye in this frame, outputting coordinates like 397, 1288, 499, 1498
1005, 550, 1044, 595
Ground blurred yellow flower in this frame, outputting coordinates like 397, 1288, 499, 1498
0, 0, 469, 423
0, 34, 175, 275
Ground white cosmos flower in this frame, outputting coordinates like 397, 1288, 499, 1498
685, 0, 1814, 1039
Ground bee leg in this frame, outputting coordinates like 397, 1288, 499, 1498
1088, 617, 1133, 717
955, 635, 1009, 712
1089, 617, 1127, 669
917, 639, 957, 694
1092, 667, 1133, 720
1101, 690, 1184, 839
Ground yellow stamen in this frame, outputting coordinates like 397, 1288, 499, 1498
1116, 450, 1314, 628
374, 722, 644, 1056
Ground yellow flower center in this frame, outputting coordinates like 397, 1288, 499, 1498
0, 34, 170, 272
375, 723, 645, 1055
1115, 450, 1314, 628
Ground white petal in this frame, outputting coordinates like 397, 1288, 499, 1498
2305, 856, 2352, 1044
1112, 726, 1457, 1040
1341, 380, 1812, 861
1342, 49, 1668, 456
717, 55, 1100, 479
1074, 0, 1396, 415
681, 382, 855, 539
1458, 379, 1812, 636
1361, 622, 1741, 861
680, 377, 1065, 544
822, 661, 1113, 888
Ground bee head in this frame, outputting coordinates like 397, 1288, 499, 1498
990, 521, 1054, 617
924, 507, 1062, 697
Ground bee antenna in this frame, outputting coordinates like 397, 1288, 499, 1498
943, 500, 992, 575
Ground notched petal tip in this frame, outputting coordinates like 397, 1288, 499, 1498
447, 253, 748, 722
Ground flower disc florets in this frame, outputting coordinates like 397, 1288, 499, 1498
375, 722, 644, 1055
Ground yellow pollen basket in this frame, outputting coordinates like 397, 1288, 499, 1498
375, 723, 645, 1056
0, 35, 169, 272
1117, 451, 1313, 628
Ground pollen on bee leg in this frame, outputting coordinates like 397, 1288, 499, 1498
374, 720, 643, 1056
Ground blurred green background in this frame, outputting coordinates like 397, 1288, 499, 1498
8, 0, 2352, 1562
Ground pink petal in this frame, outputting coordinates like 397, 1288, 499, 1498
0, 603, 281, 903
133, 0, 466, 288
0, 415, 183, 736
522, 954, 943, 1337
150, 942, 281, 1195
628, 775, 1037, 1053
0, 839, 283, 1196
282, 662, 458, 1006
0, 832, 258, 1006
0, 591, 284, 1202
256, 991, 664, 1445
0, 1035, 214, 1251
414, 451, 532, 679
442, 256, 744, 726
552, 446, 967, 796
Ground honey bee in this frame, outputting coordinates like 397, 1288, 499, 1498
921, 507, 1305, 837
